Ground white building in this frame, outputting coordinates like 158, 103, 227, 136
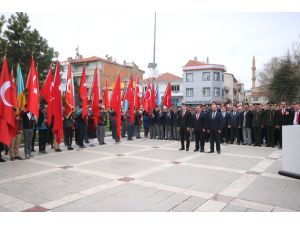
182, 57, 226, 105
224, 72, 245, 104
143, 72, 184, 106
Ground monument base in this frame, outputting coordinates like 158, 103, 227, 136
278, 170, 300, 180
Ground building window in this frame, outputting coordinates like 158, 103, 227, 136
214, 87, 220, 97
213, 72, 220, 81
171, 85, 180, 92
203, 72, 210, 81
186, 88, 194, 97
222, 89, 224, 97
253, 96, 258, 101
221, 74, 224, 82
203, 87, 210, 97
186, 73, 193, 82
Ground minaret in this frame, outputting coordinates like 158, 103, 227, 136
252, 56, 256, 89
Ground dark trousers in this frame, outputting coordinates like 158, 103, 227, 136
230, 127, 240, 143
226, 127, 231, 143
112, 123, 118, 142
127, 123, 133, 140
180, 127, 190, 149
221, 127, 228, 143
38, 129, 48, 152
64, 127, 73, 147
279, 126, 283, 147
265, 126, 275, 147
195, 130, 205, 151
253, 126, 262, 146
144, 127, 149, 137
210, 130, 221, 153
76, 124, 85, 147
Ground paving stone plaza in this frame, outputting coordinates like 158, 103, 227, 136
0, 136, 299, 212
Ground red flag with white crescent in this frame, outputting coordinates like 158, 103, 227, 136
65, 64, 75, 118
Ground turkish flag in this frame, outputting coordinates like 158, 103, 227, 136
111, 74, 121, 140
102, 80, 109, 111
65, 64, 75, 118
41, 66, 54, 126
26, 56, 40, 118
143, 80, 152, 115
126, 75, 134, 123
91, 67, 100, 127
134, 75, 140, 111
151, 82, 157, 109
79, 65, 88, 118
52, 62, 63, 144
163, 83, 172, 108
0, 57, 16, 146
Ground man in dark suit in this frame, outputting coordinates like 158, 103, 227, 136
178, 104, 192, 151
275, 101, 293, 148
229, 106, 241, 144
192, 105, 207, 152
207, 103, 222, 154
220, 106, 230, 143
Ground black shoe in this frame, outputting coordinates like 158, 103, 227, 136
217, 152, 221, 154
55, 149, 62, 152
200, 150, 204, 152
193, 149, 199, 152
179, 148, 185, 151
15, 156, 23, 160
102, 142, 106, 145
68, 147, 73, 150
39, 151, 47, 154
99, 142, 103, 145
186, 148, 189, 151
0, 158, 6, 162
208, 151, 214, 153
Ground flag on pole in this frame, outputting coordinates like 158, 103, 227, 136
151, 81, 157, 109
65, 64, 75, 118
91, 67, 100, 127
110, 74, 121, 140
26, 56, 40, 118
0, 57, 17, 146
134, 75, 140, 110
102, 80, 109, 111
79, 65, 88, 118
17, 63, 26, 113
143, 80, 152, 115
10, 67, 18, 109
52, 62, 63, 144
156, 84, 161, 106
162, 83, 172, 108
125, 75, 134, 123
41, 66, 54, 126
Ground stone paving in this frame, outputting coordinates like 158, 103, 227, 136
0, 136, 300, 212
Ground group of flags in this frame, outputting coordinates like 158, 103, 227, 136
0, 56, 173, 148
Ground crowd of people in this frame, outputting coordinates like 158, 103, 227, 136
0, 100, 299, 162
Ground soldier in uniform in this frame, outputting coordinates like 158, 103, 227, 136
149, 109, 156, 139
164, 108, 173, 140
264, 103, 276, 147
155, 107, 164, 140
252, 104, 264, 147
126, 107, 133, 141
134, 109, 142, 139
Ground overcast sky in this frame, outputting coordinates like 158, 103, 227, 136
3, 12, 300, 89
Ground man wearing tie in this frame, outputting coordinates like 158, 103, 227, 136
178, 104, 192, 151
292, 103, 300, 125
207, 103, 222, 154
192, 105, 207, 152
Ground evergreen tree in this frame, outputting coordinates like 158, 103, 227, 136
0, 12, 58, 85
269, 56, 300, 103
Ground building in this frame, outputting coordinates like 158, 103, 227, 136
61, 56, 144, 96
247, 56, 269, 104
143, 72, 184, 106
182, 57, 226, 105
224, 72, 245, 104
